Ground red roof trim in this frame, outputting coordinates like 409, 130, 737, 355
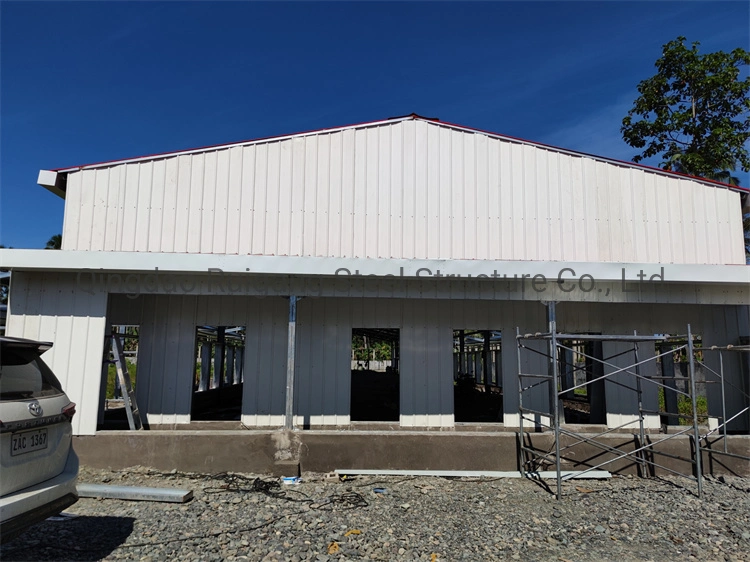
51, 114, 420, 173
51, 113, 749, 193
426, 116, 749, 193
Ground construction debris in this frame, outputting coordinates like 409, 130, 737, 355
77, 483, 193, 503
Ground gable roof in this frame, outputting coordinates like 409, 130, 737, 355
43, 113, 749, 195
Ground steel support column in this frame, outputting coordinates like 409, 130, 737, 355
285, 296, 298, 431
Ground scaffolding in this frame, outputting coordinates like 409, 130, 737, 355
694, 344, 750, 470
516, 319, 750, 500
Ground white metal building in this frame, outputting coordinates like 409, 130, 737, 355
2, 114, 749, 439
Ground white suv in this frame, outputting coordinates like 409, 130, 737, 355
0, 336, 79, 543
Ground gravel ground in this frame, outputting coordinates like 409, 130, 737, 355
2, 465, 749, 562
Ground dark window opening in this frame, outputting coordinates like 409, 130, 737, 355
350, 328, 399, 422
453, 330, 503, 423
191, 326, 245, 421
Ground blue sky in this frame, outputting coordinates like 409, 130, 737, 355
1, 1, 748, 249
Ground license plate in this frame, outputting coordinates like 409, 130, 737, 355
11, 428, 48, 456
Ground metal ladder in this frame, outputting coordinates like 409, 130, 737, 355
107, 332, 143, 430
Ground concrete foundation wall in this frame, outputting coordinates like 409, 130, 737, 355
73, 431, 750, 478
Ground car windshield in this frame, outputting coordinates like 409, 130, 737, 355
0, 348, 64, 400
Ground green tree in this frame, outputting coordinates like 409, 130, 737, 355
0, 275, 8, 306
0, 245, 9, 305
45, 234, 62, 249
621, 37, 750, 178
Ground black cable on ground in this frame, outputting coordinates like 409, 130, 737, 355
353, 476, 417, 488
0, 474, 370, 557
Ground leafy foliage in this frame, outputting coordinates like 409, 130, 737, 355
351, 335, 392, 363
622, 37, 750, 178
0, 276, 8, 305
658, 387, 708, 425
106, 360, 137, 399
45, 234, 62, 249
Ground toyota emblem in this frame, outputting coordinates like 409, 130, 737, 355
28, 401, 43, 417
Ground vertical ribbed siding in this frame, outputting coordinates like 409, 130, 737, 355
12, 283, 747, 435
61, 120, 746, 264
293, 297, 554, 428
126, 294, 290, 427
5, 272, 107, 435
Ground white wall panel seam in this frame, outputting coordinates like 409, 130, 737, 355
114, 166, 125, 251
158, 160, 168, 253
58, 121, 746, 265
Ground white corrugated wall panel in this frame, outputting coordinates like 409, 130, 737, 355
240, 297, 288, 427
295, 297, 351, 426
20, 285, 744, 433
89, 169, 108, 251
475, 133, 490, 260
546, 151, 562, 262
187, 154, 204, 254
237, 147, 256, 255
199, 152, 217, 254
60, 120, 746, 265
225, 147, 243, 255
121, 163, 139, 252
128, 294, 289, 427
277, 138, 295, 257
463, 132, 479, 261
161, 157, 179, 253
6, 272, 107, 435
414, 121, 429, 259
60, 171, 80, 251
103, 167, 121, 251
328, 132, 344, 258
498, 141, 514, 260
213, 149, 231, 255
365, 127, 381, 258
77, 170, 96, 250
509, 143, 524, 259
266, 142, 282, 256
400, 299, 454, 427
312, 134, 328, 258
291, 297, 561, 428
487, 132, 501, 260
147, 160, 166, 253
725, 188, 745, 262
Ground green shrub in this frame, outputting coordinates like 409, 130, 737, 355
657, 387, 708, 424
106, 360, 137, 399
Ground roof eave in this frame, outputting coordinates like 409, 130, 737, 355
37, 170, 67, 199
43, 114, 750, 195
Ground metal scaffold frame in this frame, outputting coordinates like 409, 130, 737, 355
515, 315, 748, 500
694, 345, 750, 467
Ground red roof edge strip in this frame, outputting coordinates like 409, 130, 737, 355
430, 117, 750, 194
50, 114, 419, 173
50, 113, 749, 194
